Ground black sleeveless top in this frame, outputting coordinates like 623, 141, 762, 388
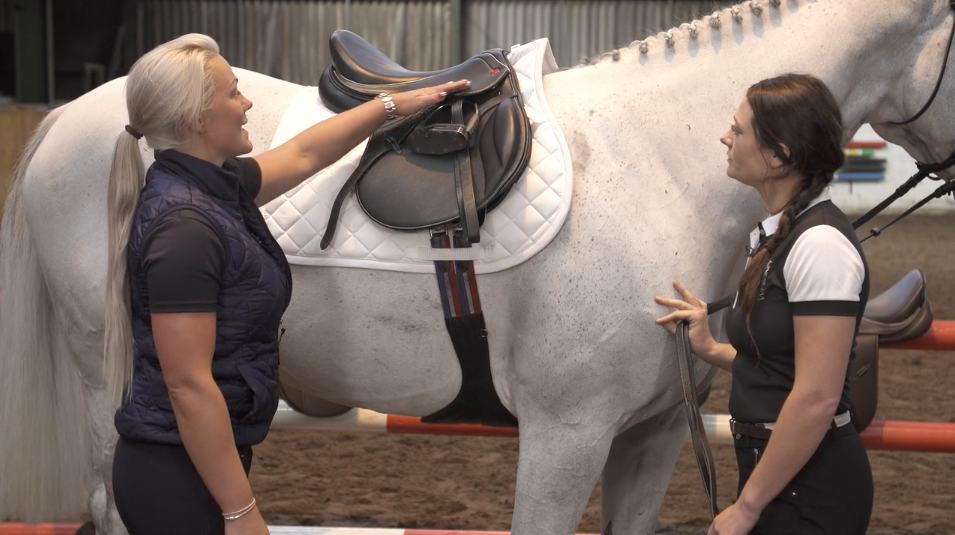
726, 198, 870, 424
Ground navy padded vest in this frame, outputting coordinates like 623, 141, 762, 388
114, 162, 292, 446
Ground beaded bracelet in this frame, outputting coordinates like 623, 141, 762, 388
222, 497, 256, 521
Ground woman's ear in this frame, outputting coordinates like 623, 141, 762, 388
771, 142, 792, 169
182, 108, 205, 135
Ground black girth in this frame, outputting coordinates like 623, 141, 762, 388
421, 227, 517, 428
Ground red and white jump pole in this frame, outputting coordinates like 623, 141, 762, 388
272, 402, 955, 453
0, 525, 596, 535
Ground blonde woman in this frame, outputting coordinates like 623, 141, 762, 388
105, 34, 468, 535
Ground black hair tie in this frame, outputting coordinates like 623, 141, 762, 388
124, 124, 144, 140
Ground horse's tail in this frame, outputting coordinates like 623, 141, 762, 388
0, 103, 93, 522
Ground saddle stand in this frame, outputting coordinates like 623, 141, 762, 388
318, 30, 531, 427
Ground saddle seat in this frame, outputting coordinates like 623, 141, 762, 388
860, 268, 933, 344
319, 30, 511, 112
317, 30, 532, 249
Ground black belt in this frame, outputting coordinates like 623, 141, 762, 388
730, 411, 852, 441
729, 420, 773, 440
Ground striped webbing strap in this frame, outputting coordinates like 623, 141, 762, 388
431, 229, 482, 318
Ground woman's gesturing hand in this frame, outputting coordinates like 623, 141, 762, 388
654, 280, 717, 361
388, 79, 472, 117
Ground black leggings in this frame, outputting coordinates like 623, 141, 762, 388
112, 437, 254, 535
735, 424, 873, 535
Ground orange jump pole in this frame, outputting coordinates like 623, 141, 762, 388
859, 420, 955, 453
0, 527, 598, 535
275, 405, 955, 452
880, 320, 955, 351
0, 524, 82, 535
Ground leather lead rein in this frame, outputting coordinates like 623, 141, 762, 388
674, 294, 733, 520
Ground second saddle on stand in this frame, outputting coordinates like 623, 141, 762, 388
317, 30, 533, 248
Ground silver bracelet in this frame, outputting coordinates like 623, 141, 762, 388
222, 497, 256, 521
377, 92, 398, 121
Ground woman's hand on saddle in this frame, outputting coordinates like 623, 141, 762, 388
389, 79, 472, 116
654, 280, 717, 361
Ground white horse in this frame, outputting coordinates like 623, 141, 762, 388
2, 1, 954, 534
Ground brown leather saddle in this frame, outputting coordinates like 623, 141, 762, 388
317, 30, 532, 248
850, 268, 933, 432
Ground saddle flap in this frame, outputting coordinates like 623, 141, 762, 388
357, 150, 474, 229
848, 333, 878, 432
354, 96, 528, 231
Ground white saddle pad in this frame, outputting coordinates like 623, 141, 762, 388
261, 38, 571, 274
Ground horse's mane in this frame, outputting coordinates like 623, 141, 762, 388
576, 0, 788, 67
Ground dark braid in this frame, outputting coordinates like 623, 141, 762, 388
737, 175, 830, 314
735, 73, 845, 316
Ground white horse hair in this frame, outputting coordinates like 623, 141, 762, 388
2, 1, 954, 534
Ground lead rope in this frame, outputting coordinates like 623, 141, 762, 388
675, 294, 734, 520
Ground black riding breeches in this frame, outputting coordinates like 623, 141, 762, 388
734, 423, 873, 535
112, 437, 253, 535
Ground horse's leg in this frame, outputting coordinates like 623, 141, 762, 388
49, 309, 125, 534
510, 414, 616, 535
599, 403, 688, 535
82, 386, 124, 535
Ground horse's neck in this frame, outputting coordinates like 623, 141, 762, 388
551, 0, 936, 146
540, 0, 942, 283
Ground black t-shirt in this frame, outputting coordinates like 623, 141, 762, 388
142, 155, 263, 313
726, 198, 870, 423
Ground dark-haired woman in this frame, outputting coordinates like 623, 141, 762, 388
655, 73, 873, 535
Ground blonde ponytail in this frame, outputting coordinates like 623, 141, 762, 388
104, 132, 145, 404
103, 33, 220, 404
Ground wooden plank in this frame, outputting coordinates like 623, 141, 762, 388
0, 104, 49, 217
